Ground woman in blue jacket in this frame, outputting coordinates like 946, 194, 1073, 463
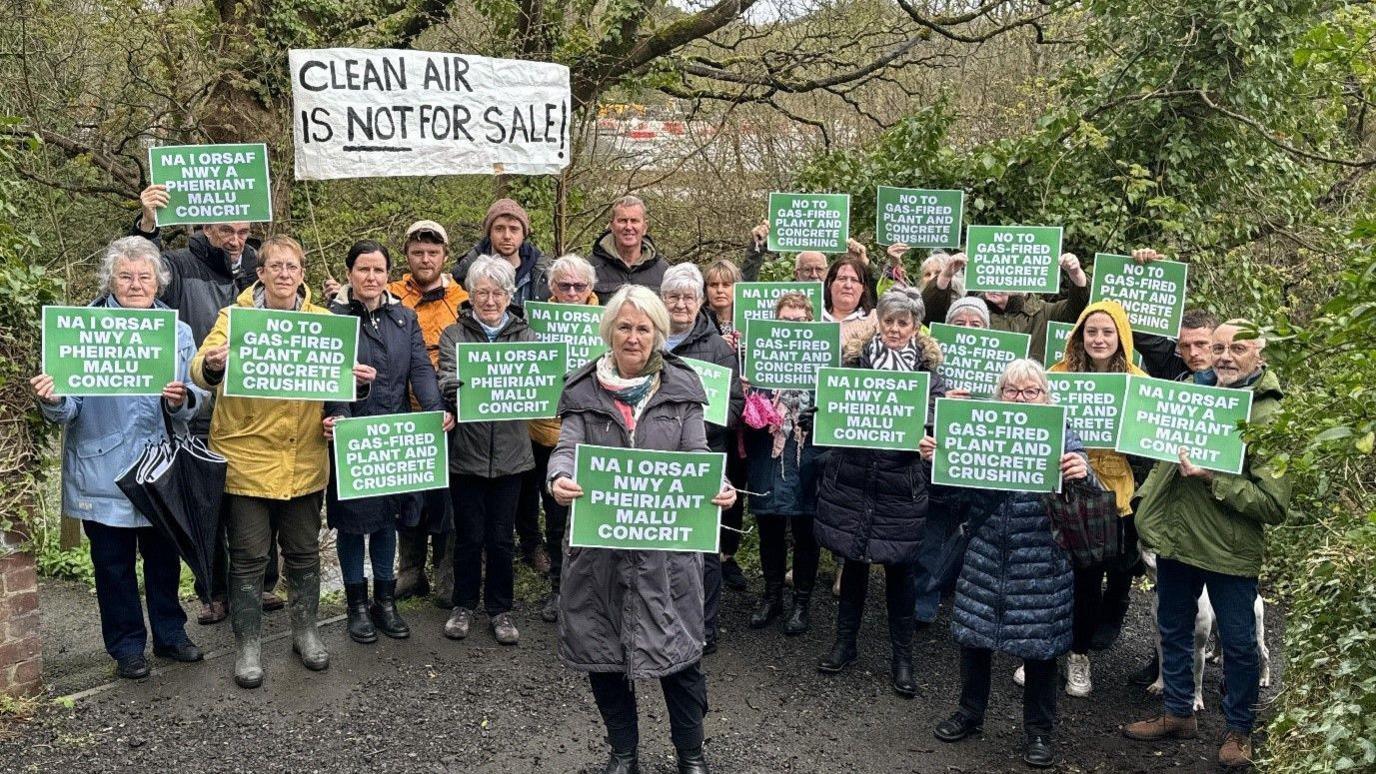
324, 240, 453, 644
31, 236, 208, 680
922, 358, 1101, 769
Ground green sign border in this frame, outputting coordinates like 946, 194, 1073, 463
525, 301, 608, 370
1088, 252, 1190, 338
929, 322, 1032, 398
332, 411, 449, 501
731, 281, 824, 336
148, 143, 273, 227
1046, 372, 1128, 450
679, 357, 732, 427
41, 305, 179, 397
813, 366, 930, 451
455, 341, 569, 422
1114, 375, 1253, 475
567, 444, 726, 553
964, 224, 1064, 294
931, 397, 1067, 493
874, 186, 965, 248
223, 306, 358, 402
767, 192, 851, 254
1043, 320, 1075, 367
744, 319, 842, 391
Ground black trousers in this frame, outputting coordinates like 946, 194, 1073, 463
720, 448, 747, 556
958, 646, 1057, 737
703, 553, 721, 644
195, 506, 279, 603
588, 663, 708, 752
757, 514, 818, 596
451, 474, 522, 615
84, 520, 188, 660
526, 442, 568, 589
838, 559, 913, 625
1070, 515, 1139, 653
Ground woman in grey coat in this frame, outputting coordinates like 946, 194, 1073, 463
548, 285, 737, 774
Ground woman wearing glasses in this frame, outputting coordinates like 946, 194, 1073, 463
525, 254, 600, 623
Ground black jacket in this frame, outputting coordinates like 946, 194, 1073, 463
589, 230, 669, 300
667, 310, 743, 453
324, 290, 445, 533
452, 239, 552, 308
813, 335, 947, 566
436, 305, 537, 479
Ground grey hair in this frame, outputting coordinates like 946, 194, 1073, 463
548, 253, 596, 290
100, 236, 170, 294
995, 358, 1051, 401
920, 254, 946, 276
464, 254, 517, 297
875, 286, 924, 323
1221, 318, 1268, 354
599, 285, 669, 351
660, 262, 704, 300
610, 195, 647, 218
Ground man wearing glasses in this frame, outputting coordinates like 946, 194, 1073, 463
132, 184, 281, 625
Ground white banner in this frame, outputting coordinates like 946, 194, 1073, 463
289, 48, 571, 180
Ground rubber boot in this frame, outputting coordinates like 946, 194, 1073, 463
285, 566, 329, 671
229, 579, 264, 689
748, 583, 784, 629
369, 578, 411, 639
675, 746, 710, 774
889, 612, 917, 698
784, 592, 811, 636
600, 746, 640, 774
817, 598, 861, 673
344, 581, 377, 644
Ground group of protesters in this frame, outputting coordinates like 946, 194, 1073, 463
31, 189, 1290, 774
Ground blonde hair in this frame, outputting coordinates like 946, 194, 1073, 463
995, 358, 1051, 401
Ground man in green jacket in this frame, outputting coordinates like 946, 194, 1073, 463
1123, 320, 1291, 769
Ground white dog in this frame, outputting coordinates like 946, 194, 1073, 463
1141, 550, 1271, 712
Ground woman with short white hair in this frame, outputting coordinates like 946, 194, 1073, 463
548, 285, 736, 774
32, 236, 207, 679
437, 255, 538, 646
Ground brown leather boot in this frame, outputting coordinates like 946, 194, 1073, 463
1218, 731, 1253, 768
1122, 714, 1198, 741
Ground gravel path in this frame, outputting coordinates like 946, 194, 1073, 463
0, 573, 1284, 773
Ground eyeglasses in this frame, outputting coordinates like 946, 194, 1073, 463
1001, 387, 1046, 400
1211, 343, 1253, 356
555, 282, 589, 294
662, 293, 699, 307
114, 272, 156, 286
472, 289, 508, 302
262, 263, 302, 275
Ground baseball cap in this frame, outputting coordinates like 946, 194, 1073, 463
405, 219, 449, 244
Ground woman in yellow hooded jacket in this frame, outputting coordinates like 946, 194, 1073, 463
192, 236, 375, 690
1049, 299, 1147, 700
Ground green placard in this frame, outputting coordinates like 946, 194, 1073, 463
525, 301, 607, 370
148, 143, 272, 226
875, 186, 964, 248
732, 281, 824, 335
455, 341, 567, 421
1115, 375, 1253, 474
224, 307, 357, 401
814, 367, 930, 451
964, 225, 1064, 294
744, 319, 841, 391
767, 192, 851, 253
332, 411, 448, 500
929, 322, 1031, 398
1047, 373, 1128, 450
1089, 253, 1190, 338
680, 357, 732, 427
41, 306, 178, 397
932, 397, 1067, 493
568, 444, 726, 553
1044, 321, 1075, 367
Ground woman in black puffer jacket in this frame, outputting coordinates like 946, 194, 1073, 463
814, 287, 945, 698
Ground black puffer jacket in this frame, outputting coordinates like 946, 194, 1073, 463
324, 289, 445, 533
589, 230, 669, 299
436, 305, 537, 479
813, 335, 946, 565
668, 310, 743, 453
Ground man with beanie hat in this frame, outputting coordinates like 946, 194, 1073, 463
452, 198, 551, 308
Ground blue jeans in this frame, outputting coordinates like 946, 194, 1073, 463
910, 560, 941, 623
1156, 557, 1260, 733
336, 528, 398, 585
83, 520, 188, 660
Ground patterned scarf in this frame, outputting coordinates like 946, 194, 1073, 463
596, 351, 663, 426
864, 333, 923, 372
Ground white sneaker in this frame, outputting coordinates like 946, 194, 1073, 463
1066, 653, 1093, 697
1013, 663, 1025, 687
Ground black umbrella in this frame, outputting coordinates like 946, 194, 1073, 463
140, 436, 227, 593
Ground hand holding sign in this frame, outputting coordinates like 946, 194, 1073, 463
1178, 450, 1214, 481
139, 184, 169, 232
204, 344, 229, 373
353, 364, 377, 385
1060, 452, 1088, 480
711, 484, 737, 509
1059, 252, 1087, 286
161, 381, 188, 409
551, 475, 583, 507
29, 375, 60, 406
